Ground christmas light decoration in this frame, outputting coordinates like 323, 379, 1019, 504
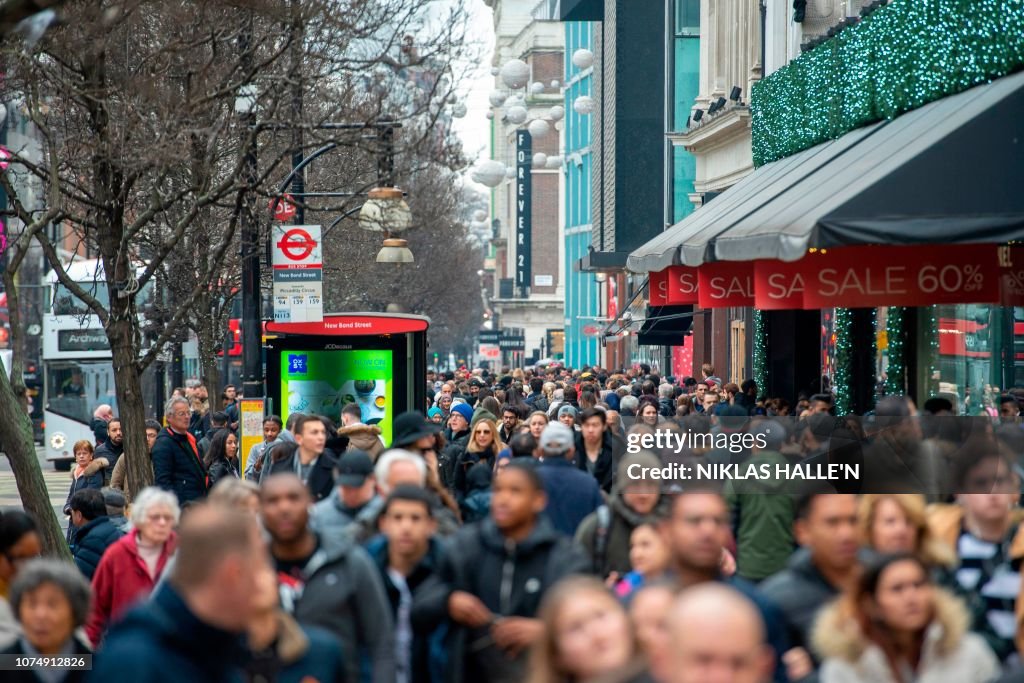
753, 310, 767, 395
751, 0, 1024, 167
885, 306, 906, 396
833, 308, 853, 416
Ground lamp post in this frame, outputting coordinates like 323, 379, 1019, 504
235, 78, 261, 401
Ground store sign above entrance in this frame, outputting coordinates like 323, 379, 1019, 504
648, 244, 1004, 310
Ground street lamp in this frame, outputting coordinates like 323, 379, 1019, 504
358, 186, 415, 263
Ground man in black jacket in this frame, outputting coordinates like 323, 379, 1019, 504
93, 417, 124, 486
440, 403, 473, 492
368, 486, 445, 683
412, 461, 589, 683
153, 397, 209, 505
69, 489, 123, 580
263, 415, 338, 502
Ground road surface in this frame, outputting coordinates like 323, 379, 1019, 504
0, 445, 74, 532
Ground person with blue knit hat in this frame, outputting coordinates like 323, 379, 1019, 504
439, 402, 475, 493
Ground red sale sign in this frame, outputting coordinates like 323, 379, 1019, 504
648, 269, 669, 306
698, 261, 755, 308
665, 265, 700, 305
801, 245, 1000, 309
754, 257, 821, 310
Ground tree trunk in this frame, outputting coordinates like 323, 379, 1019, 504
0, 364, 71, 560
110, 315, 155, 500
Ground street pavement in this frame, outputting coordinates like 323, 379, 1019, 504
0, 445, 72, 532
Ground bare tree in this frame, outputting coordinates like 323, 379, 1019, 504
0, 0, 475, 503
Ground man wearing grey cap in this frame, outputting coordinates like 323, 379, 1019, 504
535, 422, 603, 536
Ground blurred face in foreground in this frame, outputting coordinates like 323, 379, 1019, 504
554, 588, 633, 679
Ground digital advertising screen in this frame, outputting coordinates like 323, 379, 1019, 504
280, 348, 394, 446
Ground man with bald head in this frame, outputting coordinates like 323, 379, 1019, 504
89, 502, 268, 682
668, 583, 775, 683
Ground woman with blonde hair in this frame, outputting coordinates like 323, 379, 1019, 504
454, 417, 504, 498
527, 576, 644, 683
813, 553, 998, 683
857, 495, 955, 568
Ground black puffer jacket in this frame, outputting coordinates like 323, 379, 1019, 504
71, 515, 124, 581
152, 427, 209, 505
412, 517, 590, 683
572, 430, 615, 493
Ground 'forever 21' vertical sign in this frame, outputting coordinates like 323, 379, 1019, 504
516, 130, 532, 297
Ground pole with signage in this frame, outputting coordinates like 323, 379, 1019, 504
272, 225, 324, 323
515, 130, 532, 298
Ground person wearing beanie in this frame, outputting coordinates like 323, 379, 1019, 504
440, 402, 474, 494
574, 451, 667, 579
470, 407, 498, 431
427, 407, 444, 424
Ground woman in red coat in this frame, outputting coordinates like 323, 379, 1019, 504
86, 486, 179, 646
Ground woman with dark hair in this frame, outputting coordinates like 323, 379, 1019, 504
812, 553, 998, 683
637, 397, 661, 427
204, 429, 241, 487
2, 559, 92, 681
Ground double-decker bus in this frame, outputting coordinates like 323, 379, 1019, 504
42, 259, 156, 470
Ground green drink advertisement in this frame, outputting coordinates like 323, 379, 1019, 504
280, 349, 394, 445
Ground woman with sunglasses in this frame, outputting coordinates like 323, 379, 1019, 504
454, 417, 505, 500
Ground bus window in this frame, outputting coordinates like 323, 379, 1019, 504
46, 361, 117, 425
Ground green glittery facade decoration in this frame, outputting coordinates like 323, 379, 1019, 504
885, 307, 906, 396
833, 308, 853, 416
751, 0, 1024, 167
753, 310, 767, 394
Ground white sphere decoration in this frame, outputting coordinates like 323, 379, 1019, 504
530, 81, 545, 95
500, 59, 530, 89
503, 95, 518, 107
546, 155, 563, 169
573, 95, 595, 115
527, 119, 550, 138
506, 105, 528, 124
488, 89, 507, 108
572, 49, 595, 70
532, 153, 548, 168
485, 111, 494, 120
490, 67, 500, 76
548, 105, 565, 121
505, 167, 517, 179
452, 102, 467, 118
473, 209, 488, 222
550, 80, 560, 89
471, 160, 507, 188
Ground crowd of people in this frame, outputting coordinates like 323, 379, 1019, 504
1, 363, 1023, 683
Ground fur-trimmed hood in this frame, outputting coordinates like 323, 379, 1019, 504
338, 423, 384, 456
812, 587, 969, 663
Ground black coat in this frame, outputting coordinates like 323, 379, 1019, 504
412, 517, 590, 683
206, 457, 240, 488
152, 428, 209, 505
573, 431, 615, 493
264, 443, 339, 502
438, 431, 469, 493
3, 636, 91, 683
86, 583, 247, 683
71, 515, 124, 581
94, 439, 123, 486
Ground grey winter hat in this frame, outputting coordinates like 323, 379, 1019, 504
539, 422, 575, 456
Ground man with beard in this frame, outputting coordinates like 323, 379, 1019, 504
93, 417, 124, 486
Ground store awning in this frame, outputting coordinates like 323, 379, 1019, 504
628, 70, 1024, 273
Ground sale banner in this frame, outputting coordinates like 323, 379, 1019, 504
999, 246, 1024, 306
754, 257, 820, 310
648, 269, 669, 306
698, 261, 755, 308
665, 265, 700, 305
801, 245, 1000, 309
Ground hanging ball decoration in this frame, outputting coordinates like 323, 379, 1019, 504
550, 80, 560, 89
573, 95, 595, 115
505, 167, 517, 179
471, 160, 507, 188
546, 155, 563, 169
485, 111, 494, 120
532, 153, 548, 168
527, 119, 550, 138
548, 105, 565, 121
530, 81, 545, 95
473, 209, 488, 222
448, 94, 458, 104
505, 105, 528, 124
452, 102, 467, 118
490, 66, 500, 76
572, 48, 594, 70
488, 89, 507, 108
500, 59, 530, 89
